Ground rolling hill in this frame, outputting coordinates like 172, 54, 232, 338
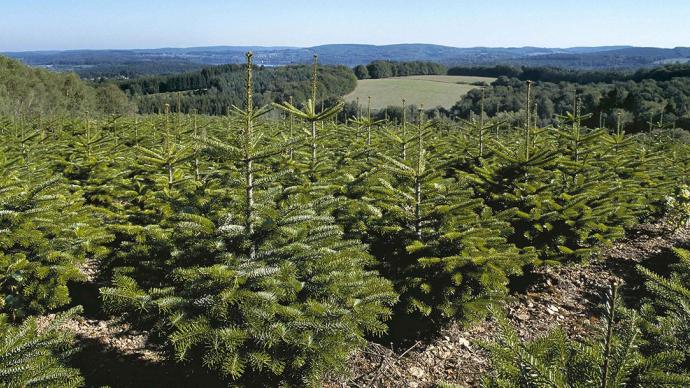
6, 44, 690, 78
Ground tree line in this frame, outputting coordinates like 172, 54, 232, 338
354, 60, 447, 79
445, 76, 690, 132
447, 63, 690, 84
120, 62, 357, 115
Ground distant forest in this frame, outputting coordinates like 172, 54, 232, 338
5, 50, 690, 134
446, 75, 690, 132
79, 61, 205, 79
0, 56, 133, 117
353, 61, 446, 79
119, 61, 690, 131
120, 64, 357, 115
447, 63, 690, 84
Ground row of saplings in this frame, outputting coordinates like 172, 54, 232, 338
1, 55, 690, 386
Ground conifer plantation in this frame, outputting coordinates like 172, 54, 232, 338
2, 50, 690, 387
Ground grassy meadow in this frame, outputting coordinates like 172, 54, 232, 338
344, 75, 496, 109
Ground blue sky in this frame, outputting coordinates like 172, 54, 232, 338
2, 0, 689, 51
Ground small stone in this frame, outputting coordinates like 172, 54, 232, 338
409, 366, 425, 378
457, 337, 471, 349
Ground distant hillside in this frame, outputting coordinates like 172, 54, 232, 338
504, 47, 690, 68
7, 44, 690, 78
0, 55, 132, 117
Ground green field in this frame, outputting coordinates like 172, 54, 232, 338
344, 75, 496, 110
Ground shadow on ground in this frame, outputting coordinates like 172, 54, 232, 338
66, 280, 226, 387
70, 336, 226, 388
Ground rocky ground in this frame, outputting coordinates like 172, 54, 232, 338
39, 258, 164, 363
41, 221, 689, 387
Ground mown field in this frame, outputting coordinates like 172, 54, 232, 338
344, 75, 496, 109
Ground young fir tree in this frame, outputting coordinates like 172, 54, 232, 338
466, 85, 648, 263
273, 55, 344, 181
0, 307, 84, 388
96, 105, 213, 291
481, 282, 690, 387
52, 114, 123, 208
602, 116, 674, 226
459, 87, 505, 160
0, 121, 105, 387
0, 146, 109, 318
100, 52, 396, 386
637, 247, 690, 373
359, 109, 534, 321
350, 96, 386, 158
466, 121, 562, 263
134, 104, 197, 198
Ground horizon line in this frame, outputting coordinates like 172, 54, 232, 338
4, 42, 687, 54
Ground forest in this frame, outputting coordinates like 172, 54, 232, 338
0, 56, 134, 117
111, 60, 690, 129
118, 60, 357, 115
447, 75, 690, 132
2, 51, 690, 387
353, 60, 447, 79
447, 63, 690, 84
9, 50, 685, 127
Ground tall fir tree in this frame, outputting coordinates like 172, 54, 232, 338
101, 52, 396, 386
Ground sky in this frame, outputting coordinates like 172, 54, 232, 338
2, 0, 690, 51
